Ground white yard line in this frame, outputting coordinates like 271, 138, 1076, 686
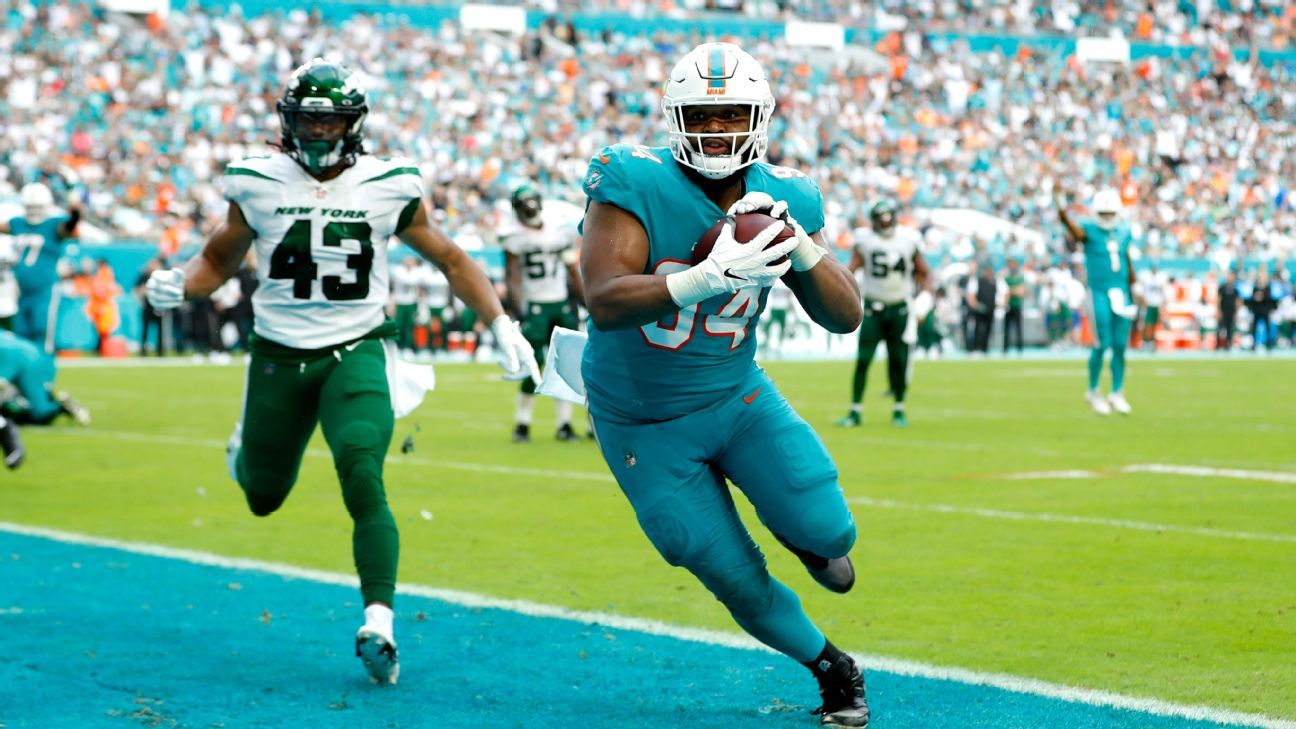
848, 496, 1296, 544
0, 521, 1290, 729
997, 464, 1296, 485
1001, 470, 1102, 480
1120, 464, 1296, 485
36, 428, 616, 484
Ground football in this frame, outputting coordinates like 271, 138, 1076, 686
690, 212, 794, 266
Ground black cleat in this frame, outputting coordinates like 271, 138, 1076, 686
813, 654, 869, 727
775, 534, 855, 594
0, 417, 24, 470
511, 423, 530, 443
555, 423, 579, 441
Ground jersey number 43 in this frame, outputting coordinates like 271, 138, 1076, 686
269, 219, 374, 300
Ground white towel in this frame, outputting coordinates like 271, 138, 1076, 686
536, 327, 588, 405
385, 342, 437, 418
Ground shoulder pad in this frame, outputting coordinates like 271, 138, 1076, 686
750, 163, 824, 235
221, 155, 289, 206
355, 157, 424, 200
582, 144, 668, 206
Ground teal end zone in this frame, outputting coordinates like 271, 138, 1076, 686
0, 531, 1257, 728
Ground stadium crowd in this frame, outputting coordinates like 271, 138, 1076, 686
1, 0, 1294, 353
521, 0, 1296, 51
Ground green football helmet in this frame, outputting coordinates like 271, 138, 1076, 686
276, 58, 368, 175
870, 198, 898, 236
510, 185, 543, 226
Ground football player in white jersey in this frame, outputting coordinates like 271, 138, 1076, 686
145, 59, 539, 685
837, 198, 930, 427
501, 186, 585, 442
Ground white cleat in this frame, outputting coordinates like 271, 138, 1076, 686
356, 626, 400, 685
1108, 392, 1132, 415
1086, 390, 1111, 416
226, 422, 243, 482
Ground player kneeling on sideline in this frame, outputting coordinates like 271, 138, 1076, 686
579, 43, 870, 727
0, 329, 91, 427
146, 59, 539, 686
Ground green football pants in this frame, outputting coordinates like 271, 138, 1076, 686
852, 300, 909, 405
236, 337, 398, 606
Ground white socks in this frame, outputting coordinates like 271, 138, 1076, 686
364, 603, 394, 639
555, 399, 572, 427
515, 393, 536, 426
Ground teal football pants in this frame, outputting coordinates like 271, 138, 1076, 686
591, 368, 856, 662
1088, 289, 1133, 392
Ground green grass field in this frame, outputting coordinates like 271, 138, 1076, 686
5, 356, 1294, 721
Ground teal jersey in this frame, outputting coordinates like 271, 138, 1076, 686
1080, 220, 1133, 294
579, 144, 824, 423
0, 328, 46, 379
7, 216, 69, 295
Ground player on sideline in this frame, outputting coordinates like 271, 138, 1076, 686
579, 42, 870, 727
501, 185, 585, 442
1055, 186, 1136, 415
836, 198, 930, 428
146, 59, 539, 685
0, 183, 81, 352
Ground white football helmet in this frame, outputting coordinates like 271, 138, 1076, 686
20, 183, 54, 223
1092, 188, 1122, 230
661, 42, 775, 180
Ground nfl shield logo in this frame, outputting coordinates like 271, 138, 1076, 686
624, 450, 637, 468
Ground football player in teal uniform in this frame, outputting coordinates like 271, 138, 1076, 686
1056, 187, 1136, 415
0, 329, 89, 426
580, 43, 869, 726
0, 183, 81, 352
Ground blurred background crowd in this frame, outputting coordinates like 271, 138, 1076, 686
1, 0, 1293, 354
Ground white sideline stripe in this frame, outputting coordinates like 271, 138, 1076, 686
1, 522, 1290, 729
36, 429, 616, 484
849, 496, 1296, 545
1121, 464, 1296, 485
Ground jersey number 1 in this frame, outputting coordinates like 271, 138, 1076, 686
269, 219, 374, 300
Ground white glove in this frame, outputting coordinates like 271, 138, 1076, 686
912, 290, 934, 319
726, 192, 825, 272
490, 315, 542, 383
145, 268, 186, 310
666, 220, 795, 308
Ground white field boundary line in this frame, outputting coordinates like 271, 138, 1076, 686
0, 521, 1291, 729
849, 497, 1296, 545
999, 465, 1296, 485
